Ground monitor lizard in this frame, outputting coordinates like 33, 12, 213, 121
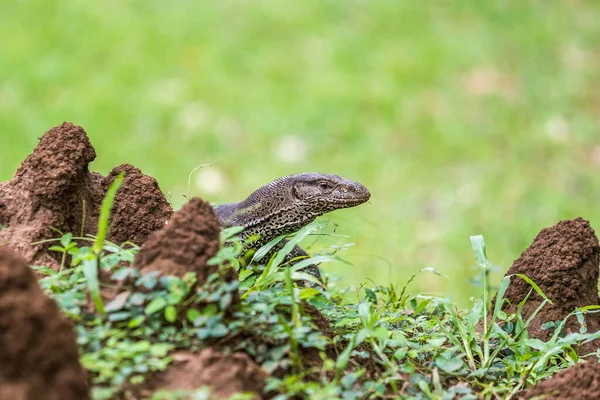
214, 172, 370, 282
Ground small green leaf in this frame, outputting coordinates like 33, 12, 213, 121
112, 267, 134, 281
130, 375, 145, 385
133, 340, 151, 352
470, 235, 489, 268
372, 326, 388, 340
364, 288, 377, 304
414, 298, 432, 315
210, 323, 229, 338
251, 235, 287, 263
196, 328, 210, 340
145, 297, 167, 315
203, 303, 218, 317
298, 288, 320, 300
129, 292, 146, 306
220, 226, 245, 242
128, 315, 145, 328
436, 354, 464, 373
108, 311, 131, 322
394, 348, 407, 360
186, 308, 201, 324
238, 269, 254, 282
60, 232, 73, 248
341, 373, 357, 389
149, 343, 173, 358
164, 305, 177, 322
541, 321, 556, 330
219, 293, 232, 310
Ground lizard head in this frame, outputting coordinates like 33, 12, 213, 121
217, 172, 370, 242
290, 173, 371, 213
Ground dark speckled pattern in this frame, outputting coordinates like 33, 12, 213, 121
214, 173, 370, 248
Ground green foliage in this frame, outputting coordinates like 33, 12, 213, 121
48, 232, 76, 271
33, 222, 600, 399
38, 239, 239, 399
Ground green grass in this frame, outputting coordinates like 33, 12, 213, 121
3, 1, 600, 304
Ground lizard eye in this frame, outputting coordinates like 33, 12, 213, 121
318, 181, 329, 190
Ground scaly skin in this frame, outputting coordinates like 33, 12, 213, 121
214, 173, 370, 280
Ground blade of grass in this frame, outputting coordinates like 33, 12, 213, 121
186, 164, 213, 200
87, 171, 124, 315
471, 235, 491, 363
93, 171, 124, 254
513, 274, 552, 304
83, 256, 104, 314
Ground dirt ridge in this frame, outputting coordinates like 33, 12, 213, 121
495, 217, 600, 354
0, 247, 90, 400
0, 122, 172, 270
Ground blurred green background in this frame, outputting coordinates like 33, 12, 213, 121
2, 1, 600, 305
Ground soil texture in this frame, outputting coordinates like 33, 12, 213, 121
133, 197, 226, 284
0, 122, 172, 270
102, 164, 173, 246
495, 217, 600, 354
0, 247, 89, 400
138, 349, 266, 399
520, 360, 600, 399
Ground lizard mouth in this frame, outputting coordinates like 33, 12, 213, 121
332, 196, 370, 206
329, 184, 371, 205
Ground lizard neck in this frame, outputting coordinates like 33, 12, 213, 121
215, 183, 320, 245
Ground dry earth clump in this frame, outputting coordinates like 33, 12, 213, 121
138, 349, 266, 399
101, 164, 173, 246
133, 197, 222, 283
0, 122, 172, 269
519, 360, 600, 399
0, 248, 89, 400
495, 217, 600, 354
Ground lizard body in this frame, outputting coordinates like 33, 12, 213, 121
214, 173, 370, 280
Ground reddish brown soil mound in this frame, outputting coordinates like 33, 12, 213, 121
102, 164, 173, 246
139, 349, 266, 399
0, 122, 172, 270
497, 218, 600, 353
519, 360, 600, 399
0, 247, 89, 400
133, 197, 223, 283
